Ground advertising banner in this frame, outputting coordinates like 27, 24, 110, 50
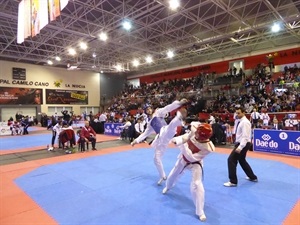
0, 87, 42, 105
46, 89, 88, 105
253, 129, 300, 156
104, 123, 123, 136
0, 122, 11, 136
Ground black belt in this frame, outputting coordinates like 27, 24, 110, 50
234, 142, 251, 149
181, 161, 204, 180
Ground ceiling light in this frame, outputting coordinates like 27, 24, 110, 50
115, 64, 123, 71
68, 65, 78, 70
230, 37, 238, 43
167, 50, 174, 58
92, 52, 97, 58
122, 21, 132, 31
146, 56, 153, 63
80, 42, 88, 50
68, 48, 76, 55
47, 60, 53, 65
132, 59, 140, 67
100, 70, 103, 73
99, 32, 108, 41
169, 0, 180, 10
271, 23, 280, 32
55, 56, 61, 61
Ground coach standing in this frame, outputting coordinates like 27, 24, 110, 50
223, 107, 258, 187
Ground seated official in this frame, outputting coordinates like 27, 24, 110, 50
118, 117, 132, 140
134, 117, 145, 138
272, 118, 284, 130
80, 121, 97, 150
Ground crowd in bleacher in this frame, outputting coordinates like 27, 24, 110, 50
106, 64, 299, 117
100, 63, 299, 144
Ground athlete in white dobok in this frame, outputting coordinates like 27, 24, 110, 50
131, 98, 188, 185
163, 123, 215, 222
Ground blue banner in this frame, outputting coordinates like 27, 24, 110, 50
253, 129, 300, 156
104, 123, 123, 136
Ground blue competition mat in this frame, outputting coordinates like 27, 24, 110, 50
0, 133, 51, 150
15, 148, 300, 225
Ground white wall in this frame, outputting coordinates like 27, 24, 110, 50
127, 78, 140, 88
0, 60, 100, 116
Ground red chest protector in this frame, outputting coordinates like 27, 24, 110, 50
183, 139, 201, 162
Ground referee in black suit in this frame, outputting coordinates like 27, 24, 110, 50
224, 107, 258, 187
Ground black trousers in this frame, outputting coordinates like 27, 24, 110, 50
227, 142, 257, 184
99, 121, 105, 134
252, 119, 258, 128
81, 136, 96, 149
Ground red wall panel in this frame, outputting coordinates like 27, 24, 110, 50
136, 47, 300, 84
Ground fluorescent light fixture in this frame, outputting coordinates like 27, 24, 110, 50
271, 23, 280, 32
68, 48, 76, 55
115, 64, 122, 71
67, 65, 78, 70
169, 0, 180, 10
122, 21, 132, 30
167, 50, 174, 58
55, 56, 61, 61
99, 32, 108, 41
132, 59, 140, 67
80, 42, 88, 50
146, 56, 153, 63
230, 37, 238, 43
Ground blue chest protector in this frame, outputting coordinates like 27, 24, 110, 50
150, 117, 167, 134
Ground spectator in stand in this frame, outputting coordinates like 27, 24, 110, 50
134, 117, 145, 139
208, 113, 215, 125
176, 118, 192, 136
260, 108, 270, 126
250, 108, 260, 128
256, 119, 264, 129
232, 111, 239, 142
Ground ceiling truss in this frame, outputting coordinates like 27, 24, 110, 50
0, 0, 299, 75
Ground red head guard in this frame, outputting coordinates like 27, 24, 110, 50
195, 123, 213, 141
